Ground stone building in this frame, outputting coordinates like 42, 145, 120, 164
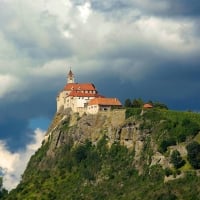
56, 69, 122, 114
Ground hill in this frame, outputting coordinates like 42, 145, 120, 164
4, 108, 200, 200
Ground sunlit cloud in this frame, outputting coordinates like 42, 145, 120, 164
0, 128, 45, 191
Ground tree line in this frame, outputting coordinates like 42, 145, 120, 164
124, 98, 168, 109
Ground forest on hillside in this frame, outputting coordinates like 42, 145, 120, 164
1, 107, 200, 200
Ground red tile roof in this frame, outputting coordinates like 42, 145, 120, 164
64, 83, 97, 91
88, 97, 122, 106
69, 91, 101, 97
143, 103, 153, 108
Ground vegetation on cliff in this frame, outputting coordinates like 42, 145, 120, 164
4, 108, 200, 200
0, 177, 8, 199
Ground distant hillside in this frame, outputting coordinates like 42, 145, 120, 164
4, 108, 200, 200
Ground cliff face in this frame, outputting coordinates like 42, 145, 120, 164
6, 108, 200, 200
43, 110, 149, 171
43, 109, 172, 173
45, 109, 126, 154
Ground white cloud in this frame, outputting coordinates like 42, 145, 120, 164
78, 2, 92, 23
135, 17, 198, 53
134, 0, 170, 12
0, 74, 21, 98
0, 0, 199, 91
0, 129, 45, 191
30, 59, 69, 77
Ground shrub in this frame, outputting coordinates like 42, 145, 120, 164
165, 168, 173, 177
0, 177, 8, 199
186, 141, 200, 169
170, 150, 185, 169
159, 139, 176, 153
157, 193, 177, 200
149, 165, 165, 183
182, 118, 199, 137
125, 108, 141, 119
97, 135, 108, 158
73, 145, 88, 163
124, 98, 132, 107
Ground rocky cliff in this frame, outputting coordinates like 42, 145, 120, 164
43, 109, 177, 174
5, 108, 200, 200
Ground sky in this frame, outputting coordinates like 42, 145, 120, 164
0, 0, 200, 190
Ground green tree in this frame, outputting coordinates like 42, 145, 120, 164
186, 141, 200, 169
170, 150, 185, 169
159, 139, 176, 153
73, 144, 88, 163
0, 177, 8, 199
124, 98, 132, 107
154, 102, 168, 110
181, 118, 199, 137
132, 98, 143, 108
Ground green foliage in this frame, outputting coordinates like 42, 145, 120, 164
124, 98, 132, 107
148, 165, 165, 183
73, 143, 89, 163
132, 109, 200, 152
125, 108, 141, 119
157, 192, 177, 200
143, 109, 165, 123
159, 139, 176, 153
132, 98, 144, 108
60, 118, 70, 131
153, 102, 168, 110
0, 177, 8, 199
181, 118, 200, 137
124, 98, 168, 110
170, 150, 185, 169
186, 141, 200, 169
165, 168, 173, 177
5, 109, 200, 200
6, 135, 200, 200
96, 135, 108, 158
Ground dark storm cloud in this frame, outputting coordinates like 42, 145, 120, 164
0, 0, 200, 149
79, 0, 200, 17
94, 63, 200, 111
91, 0, 129, 12
162, 0, 200, 16
0, 89, 56, 150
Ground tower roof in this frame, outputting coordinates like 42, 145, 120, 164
68, 69, 74, 76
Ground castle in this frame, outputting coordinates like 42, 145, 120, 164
56, 69, 122, 115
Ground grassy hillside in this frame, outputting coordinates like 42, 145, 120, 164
4, 108, 200, 200
127, 108, 200, 149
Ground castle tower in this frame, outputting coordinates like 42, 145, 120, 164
67, 69, 75, 83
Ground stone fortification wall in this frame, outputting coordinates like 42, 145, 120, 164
98, 109, 126, 127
